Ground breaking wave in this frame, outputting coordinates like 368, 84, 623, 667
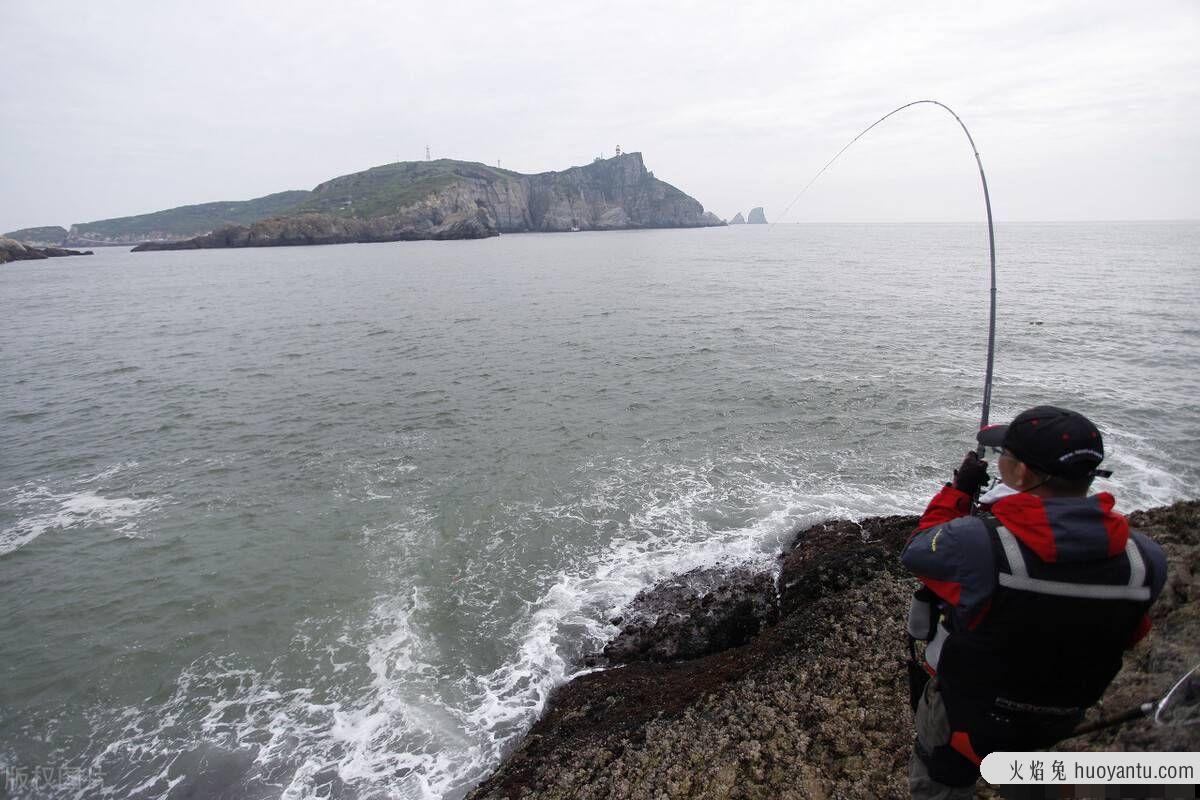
0, 464, 163, 556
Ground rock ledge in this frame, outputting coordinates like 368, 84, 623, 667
468, 501, 1200, 800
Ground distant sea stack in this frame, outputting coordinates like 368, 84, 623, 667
2, 153, 720, 254
729, 212, 746, 225
747, 206, 767, 224
0, 237, 92, 265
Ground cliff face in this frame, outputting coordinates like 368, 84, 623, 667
134, 205, 494, 252
510, 153, 719, 232
132, 153, 722, 251
747, 206, 767, 224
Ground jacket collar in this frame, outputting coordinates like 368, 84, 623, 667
990, 491, 1129, 563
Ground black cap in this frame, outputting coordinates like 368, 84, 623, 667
976, 406, 1108, 479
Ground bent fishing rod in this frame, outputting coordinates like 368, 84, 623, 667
782, 100, 998, 453
1067, 663, 1200, 737
801, 107, 1198, 743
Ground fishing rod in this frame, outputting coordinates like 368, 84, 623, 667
780, 100, 998, 446
797, 103, 1000, 711
1066, 663, 1200, 737
806, 105, 1199, 752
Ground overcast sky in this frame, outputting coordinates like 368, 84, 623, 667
3, 0, 1198, 231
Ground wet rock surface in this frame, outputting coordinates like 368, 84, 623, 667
601, 568, 779, 665
468, 500, 1200, 800
777, 514, 913, 618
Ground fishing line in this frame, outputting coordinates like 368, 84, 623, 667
779, 100, 998, 440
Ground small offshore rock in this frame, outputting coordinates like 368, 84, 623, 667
0, 237, 92, 265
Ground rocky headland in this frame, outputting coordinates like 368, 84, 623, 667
11, 153, 722, 252
0, 153, 718, 256
467, 500, 1200, 799
134, 153, 721, 251
0, 237, 93, 265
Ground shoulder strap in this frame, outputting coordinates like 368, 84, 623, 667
981, 513, 1151, 602
978, 514, 1031, 577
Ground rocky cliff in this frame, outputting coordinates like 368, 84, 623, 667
747, 206, 768, 224
133, 208, 494, 251
132, 153, 722, 252
729, 212, 746, 225
467, 500, 1200, 799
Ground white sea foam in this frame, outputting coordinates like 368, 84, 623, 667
80, 461, 140, 484
1103, 445, 1187, 511
343, 456, 932, 799
55, 442, 1178, 800
59, 432, 1186, 800
0, 469, 162, 556
56, 451, 932, 800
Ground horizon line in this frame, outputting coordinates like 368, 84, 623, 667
754, 218, 1200, 225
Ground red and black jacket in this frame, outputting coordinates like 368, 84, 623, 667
902, 485, 1167, 758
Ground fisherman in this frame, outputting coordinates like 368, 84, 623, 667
901, 406, 1167, 798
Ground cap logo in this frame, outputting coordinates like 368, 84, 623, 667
1059, 448, 1102, 463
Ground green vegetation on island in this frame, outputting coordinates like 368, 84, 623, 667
15, 153, 722, 251
293, 160, 522, 220
132, 153, 724, 251
67, 190, 312, 245
2, 226, 69, 246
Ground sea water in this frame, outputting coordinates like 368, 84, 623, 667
1, 223, 1197, 798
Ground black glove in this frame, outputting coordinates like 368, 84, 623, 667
952, 451, 989, 495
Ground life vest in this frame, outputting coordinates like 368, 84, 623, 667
925, 513, 1155, 749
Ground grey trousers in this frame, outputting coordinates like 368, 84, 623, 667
909, 679, 978, 800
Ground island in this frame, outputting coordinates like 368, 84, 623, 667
747, 206, 768, 224
7, 153, 725, 253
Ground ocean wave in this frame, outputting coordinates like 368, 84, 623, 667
47, 450, 933, 800
0, 465, 162, 556
336, 454, 933, 798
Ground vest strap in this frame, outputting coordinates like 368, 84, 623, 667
991, 522, 1151, 601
